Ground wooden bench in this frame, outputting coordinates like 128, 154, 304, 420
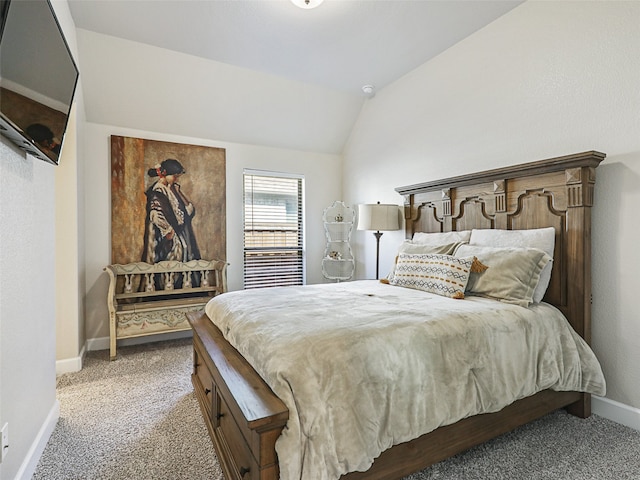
104, 259, 227, 360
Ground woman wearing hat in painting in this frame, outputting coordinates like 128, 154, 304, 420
141, 158, 201, 286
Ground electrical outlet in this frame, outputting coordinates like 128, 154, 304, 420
1, 423, 8, 463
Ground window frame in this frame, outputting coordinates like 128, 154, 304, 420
242, 169, 306, 289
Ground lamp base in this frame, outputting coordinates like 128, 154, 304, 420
374, 231, 383, 280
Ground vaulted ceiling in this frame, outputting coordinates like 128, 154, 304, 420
68, 0, 523, 153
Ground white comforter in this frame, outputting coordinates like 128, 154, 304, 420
205, 280, 606, 480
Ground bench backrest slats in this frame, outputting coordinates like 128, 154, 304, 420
104, 259, 228, 312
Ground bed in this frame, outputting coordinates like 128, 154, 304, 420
188, 150, 606, 480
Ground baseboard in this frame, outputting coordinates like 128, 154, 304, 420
592, 395, 640, 431
86, 330, 193, 352
58, 330, 193, 372
14, 400, 60, 480
55, 344, 86, 375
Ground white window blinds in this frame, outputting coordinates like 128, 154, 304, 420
243, 171, 305, 289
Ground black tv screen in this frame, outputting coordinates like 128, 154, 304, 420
0, 0, 79, 165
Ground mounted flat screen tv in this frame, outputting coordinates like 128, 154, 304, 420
0, 0, 79, 165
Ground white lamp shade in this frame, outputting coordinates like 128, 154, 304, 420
357, 204, 400, 232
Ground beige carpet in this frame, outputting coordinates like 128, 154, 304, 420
33, 338, 222, 480
34, 338, 640, 480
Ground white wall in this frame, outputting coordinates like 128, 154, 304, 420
75, 28, 363, 155
54, 102, 85, 371
51, 0, 87, 375
0, 141, 58, 480
70, 25, 347, 346
344, 1, 640, 416
83, 122, 343, 343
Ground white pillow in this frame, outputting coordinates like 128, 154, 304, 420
469, 227, 555, 303
455, 244, 552, 307
397, 240, 462, 256
412, 230, 471, 245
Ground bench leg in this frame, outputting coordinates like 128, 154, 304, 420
109, 313, 117, 361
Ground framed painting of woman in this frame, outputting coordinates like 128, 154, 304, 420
110, 135, 226, 267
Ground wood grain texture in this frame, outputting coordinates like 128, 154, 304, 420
189, 311, 288, 480
105, 259, 227, 360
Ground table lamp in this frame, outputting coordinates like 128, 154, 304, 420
357, 202, 400, 279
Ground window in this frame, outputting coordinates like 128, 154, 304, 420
243, 170, 305, 289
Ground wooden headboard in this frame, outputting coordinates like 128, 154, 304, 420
395, 151, 605, 344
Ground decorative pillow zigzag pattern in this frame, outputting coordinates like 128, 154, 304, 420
390, 253, 476, 299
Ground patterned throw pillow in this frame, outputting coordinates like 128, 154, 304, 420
390, 253, 478, 299
385, 240, 465, 281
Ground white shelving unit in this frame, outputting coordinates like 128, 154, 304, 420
322, 201, 355, 281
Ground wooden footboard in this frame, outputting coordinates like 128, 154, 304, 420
189, 311, 288, 480
340, 390, 585, 479
189, 310, 588, 480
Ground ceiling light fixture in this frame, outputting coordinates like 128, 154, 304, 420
362, 84, 376, 98
290, 0, 325, 9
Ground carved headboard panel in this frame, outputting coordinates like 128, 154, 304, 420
395, 151, 605, 343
